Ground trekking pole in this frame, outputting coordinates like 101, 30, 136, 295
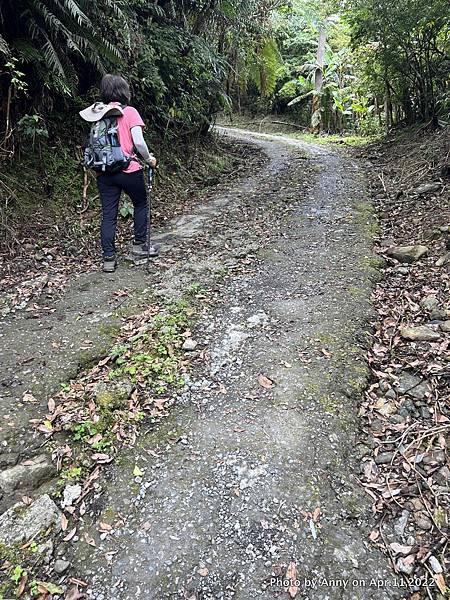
145, 165, 158, 270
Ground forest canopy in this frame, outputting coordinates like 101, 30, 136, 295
0, 0, 449, 153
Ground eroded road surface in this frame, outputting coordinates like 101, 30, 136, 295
64, 129, 401, 599
2, 128, 402, 599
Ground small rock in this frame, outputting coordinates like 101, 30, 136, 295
396, 372, 429, 400
355, 444, 372, 458
378, 380, 391, 393
434, 466, 450, 486
397, 266, 410, 275
94, 381, 133, 409
389, 414, 406, 424
434, 450, 446, 464
0, 494, 61, 544
370, 419, 384, 432
61, 484, 82, 508
375, 452, 394, 465
440, 321, 450, 332
420, 295, 439, 313
54, 559, 70, 574
414, 512, 432, 530
430, 308, 450, 320
386, 245, 429, 263
419, 406, 431, 419
396, 557, 414, 575
412, 182, 441, 195
394, 510, 410, 536
409, 497, 425, 511
400, 325, 441, 342
182, 338, 198, 351
38, 539, 54, 564
435, 252, 450, 267
428, 556, 443, 574
0, 454, 55, 493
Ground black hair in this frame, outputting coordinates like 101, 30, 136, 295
100, 74, 131, 105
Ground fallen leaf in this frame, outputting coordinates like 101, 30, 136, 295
434, 573, 447, 594
285, 561, 298, 598
321, 348, 332, 358
258, 374, 275, 389
23, 392, 38, 404
389, 543, 412, 555
17, 573, 28, 597
91, 453, 113, 464
63, 527, 77, 542
312, 507, 322, 522
65, 585, 84, 600
87, 433, 103, 445
133, 465, 144, 477
197, 567, 209, 577
369, 530, 379, 542
83, 533, 96, 547
61, 513, 68, 531
47, 398, 55, 413
36, 581, 64, 595
99, 522, 112, 532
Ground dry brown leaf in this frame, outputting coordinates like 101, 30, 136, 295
369, 530, 379, 542
197, 567, 209, 577
65, 585, 84, 600
258, 374, 275, 389
63, 527, 77, 542
87, 433, 103, 445
61, 513, 68, 531
83, 532, 96, 546
17, 573, 28, 597
434, 573, 447, 594
285, 561, 298, 598
23, 392, 38, 404
91, 453, 113, 463
389, 543, 412, 555
312, 507, 322, 522
47, 398, 55, 413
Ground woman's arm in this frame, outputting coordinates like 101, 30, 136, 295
131, 126, 156, 166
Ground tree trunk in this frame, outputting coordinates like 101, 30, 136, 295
311, 26, 327, 134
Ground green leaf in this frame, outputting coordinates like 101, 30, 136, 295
34, 581, 64, 595
133, 465, 144, 477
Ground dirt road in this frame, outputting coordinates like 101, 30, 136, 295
66, 129, 400, 599
0, 128, 402, 599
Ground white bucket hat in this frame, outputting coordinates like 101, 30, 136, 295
79, 101, 124, 122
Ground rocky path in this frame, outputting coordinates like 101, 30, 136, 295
63, 129, 402, 599
1, 129, 404, 598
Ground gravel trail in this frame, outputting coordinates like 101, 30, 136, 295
61, 129, 403, 599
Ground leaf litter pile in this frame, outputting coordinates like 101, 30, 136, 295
358, 125, 449, 598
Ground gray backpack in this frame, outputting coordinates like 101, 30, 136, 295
83, 116, 132, 173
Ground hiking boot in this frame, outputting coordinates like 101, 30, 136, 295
103, 256, 117, 272
132, 242, 158, 258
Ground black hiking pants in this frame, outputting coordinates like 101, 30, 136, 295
97, 169, 148, 258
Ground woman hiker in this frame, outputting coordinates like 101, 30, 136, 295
80, 74, 157, 272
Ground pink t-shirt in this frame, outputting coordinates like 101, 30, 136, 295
117, 106, 145, 173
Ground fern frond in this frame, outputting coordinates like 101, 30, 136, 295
0, 33, 10, 56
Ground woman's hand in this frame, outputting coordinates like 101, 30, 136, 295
147, 154, 157, 168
